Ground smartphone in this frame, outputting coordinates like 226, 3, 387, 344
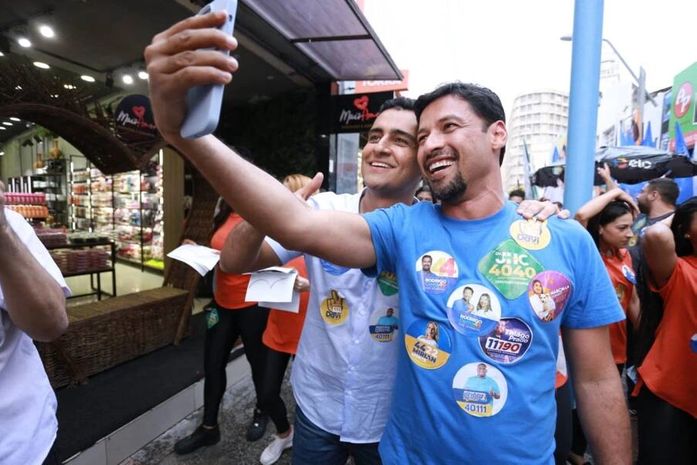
180, 0, 238, 139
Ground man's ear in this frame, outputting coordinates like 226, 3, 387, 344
489, 120, 507, 154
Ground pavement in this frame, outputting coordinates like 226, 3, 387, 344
121, 366, 295, 465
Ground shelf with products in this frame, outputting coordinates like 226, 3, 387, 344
6, 159, 69, 227
69, 164, 92, 232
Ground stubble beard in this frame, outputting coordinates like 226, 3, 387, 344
432, 172, 468, 203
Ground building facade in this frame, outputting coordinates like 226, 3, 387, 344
502, 91, 569, 195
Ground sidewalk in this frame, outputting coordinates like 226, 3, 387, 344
122, 364, 295, 465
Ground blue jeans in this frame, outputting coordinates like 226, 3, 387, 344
292, 406, 382, 465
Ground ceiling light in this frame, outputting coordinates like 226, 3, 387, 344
0, 127, 6, 131
63, 83, 76, 89
122, 74, 134, 85
51, 94, 59, 98
9, 117, 20, 121
38, 24, 55, 38
3, 122, 12, 126
138, 71, 148, 80
14, 85, 22, 90
33, 61, 50, 69
0, 151, 4, 156
0, 52, 4, 57
80, 74, 95, 83
17, 37, 32, 48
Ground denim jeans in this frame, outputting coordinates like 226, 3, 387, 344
292, 406, 382, 465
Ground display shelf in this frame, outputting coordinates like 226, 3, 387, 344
7, 159, 69, 227
47, 239, 116, 301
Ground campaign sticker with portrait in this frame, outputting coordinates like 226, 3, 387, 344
320, 289, 349, 325
446, 284, 502, 336
415, 251, 458, 295
478, 318, 533, 364
369, 306, 400, 343
509, 218, 552, 250
622, 264, 636, 285
452, 362, 508, 417
478, 239, 544, 299
378, 271, 399, 296
404, 319, 452, 369
528, 271, 572, 322
319, 258, 351, 276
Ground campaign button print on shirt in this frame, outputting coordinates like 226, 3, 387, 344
509, 218, 552, 250
404, 319, 452, 369
452, 362, 508, 417
446, 283, 502, 336
415, 250, 458, 295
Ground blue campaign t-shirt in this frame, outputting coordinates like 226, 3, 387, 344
363, 201, 623, 465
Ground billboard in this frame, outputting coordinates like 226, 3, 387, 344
669, 62, 697, 151
319, 91, 394, 133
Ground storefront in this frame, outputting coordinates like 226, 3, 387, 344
0, 1, 402, 463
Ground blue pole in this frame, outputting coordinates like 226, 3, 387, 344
564, 0, 604, 214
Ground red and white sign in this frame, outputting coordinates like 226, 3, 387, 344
355, 69, 409, 94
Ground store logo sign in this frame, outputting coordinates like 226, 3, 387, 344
115, 94, 158, 141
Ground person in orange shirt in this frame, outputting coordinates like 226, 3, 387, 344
573, 187, 641, 465
174, 197, 270, 455
634, 197, 697, 465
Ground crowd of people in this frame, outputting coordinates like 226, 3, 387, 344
1, 7, 695, 465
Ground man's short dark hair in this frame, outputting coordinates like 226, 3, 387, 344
509, 189, 525, 200
414, 82, 507, 165
647, 178, 679, 206
379, 96, 415, 114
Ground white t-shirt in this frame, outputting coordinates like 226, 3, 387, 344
0, 209, 70, 465
267, 191, 401, 443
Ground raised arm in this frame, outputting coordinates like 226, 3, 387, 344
219, 220, 281, 273
574, 187, 638, 227
145, 11, 376, 269
597, 163, 619, 191
642, 222, 677, 288
0, 190, 67, 341
563, 327, 631, 465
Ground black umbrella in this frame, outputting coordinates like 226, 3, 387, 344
531, 146, 697, 187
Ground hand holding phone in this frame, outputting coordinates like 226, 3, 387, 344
180, 0, 238, 139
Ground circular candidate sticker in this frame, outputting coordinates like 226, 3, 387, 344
452, 362, 508, 417
320, 289, 349, 325
478, 318, 533, 364
404, 319, 452, 369
415, 251, 458, 295
369, 307, 400, 343
622, 264, 636, 285
509, 219, 552, 250
447, 284, 501, 336
378, 271, 399, 296
320, 259, 350, 276
528, 271, 572, 322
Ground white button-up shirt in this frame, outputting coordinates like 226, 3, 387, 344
268, 192, 401, 443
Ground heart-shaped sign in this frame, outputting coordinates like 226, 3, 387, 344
132, 105, 146, 120
353, 95, 369, 111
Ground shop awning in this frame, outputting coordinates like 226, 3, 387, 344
242, 0, 402, 81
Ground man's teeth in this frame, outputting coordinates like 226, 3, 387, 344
428, 160, 454, 173
370, 162, 390, 168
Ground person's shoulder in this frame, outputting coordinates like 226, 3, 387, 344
546, 215, 590, 240
4, 208, 33, 236
310, 191, 360, 212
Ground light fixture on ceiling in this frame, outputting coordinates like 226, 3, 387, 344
0, 127, 6, 131
17, 37, 32, 48
0, 52, 4, 57
122, 74, 134, 85
81, 74, 95, 83
137, 71, 148, 80
9, 117, 20, 122
37, 24, 55, 38
3, 122, 13, 126
63, 83, 76, 90
33, 61, 50, 69
0, 151, 4, 156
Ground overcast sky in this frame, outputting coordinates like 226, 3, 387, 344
363, 0, 696, 116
